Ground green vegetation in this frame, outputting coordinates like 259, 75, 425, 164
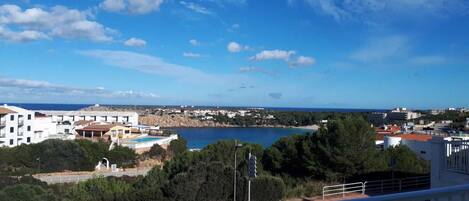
213, 111, 368, 127
0, 115, 430, 200
0, 139, 137, 176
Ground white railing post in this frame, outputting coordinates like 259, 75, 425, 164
363, 182, 366, 195
342, 184, 345, 197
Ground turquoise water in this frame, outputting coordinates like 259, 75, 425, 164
173, 127, 312, 149
131, 137, 163, 143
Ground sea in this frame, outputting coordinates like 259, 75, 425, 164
173, 127, 311, 149
1, 103, 384, 149
1, 103, 388, 113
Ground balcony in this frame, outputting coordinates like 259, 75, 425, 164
18, 131, 24, 136
0, 131, 5, 138
0, 119, 5, 127
18, 119, 24, 126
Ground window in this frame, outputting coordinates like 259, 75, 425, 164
27, 126, 31, 131
10, 115, 14, 121
65, 129, 70, 134
9, 139, 13, 145
125, 130, 130, 134
10, 127, 14, 133
27, 114, 31, 120
27, 137, 30, 143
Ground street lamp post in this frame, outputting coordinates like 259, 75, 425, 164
233, 140, 243, 201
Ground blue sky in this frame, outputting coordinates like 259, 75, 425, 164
0, 0, 468, 109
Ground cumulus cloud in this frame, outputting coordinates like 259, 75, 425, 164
100, 0, 164, 14
183, 52, 201, 58
227, 41, 242, 53
251, 49, 296, 61
0, 76, 159, 99
0, 4, 114, 42
289, 56, 316, 67
250, 49, 316, 68
227, 41, 250, 53
189, 39, 199, 46
0, 26, 49, 42
268, 92, 282, 99
180, 1, 212, 15
124, 37, 147, 47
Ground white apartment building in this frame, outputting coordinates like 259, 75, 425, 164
37, 110, 139, 125
388, 108, 421, 121
0, 105, 35, 147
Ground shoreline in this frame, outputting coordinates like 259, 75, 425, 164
162, 124, 319, 131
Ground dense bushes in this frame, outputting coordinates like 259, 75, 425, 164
0, 139, 137, 175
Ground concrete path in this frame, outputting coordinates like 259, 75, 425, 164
33, 167, 152, 184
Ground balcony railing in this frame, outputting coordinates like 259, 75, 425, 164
0, 119, 5, 127
0, 132, 5, 138
445, 140, 469, 174
18, 131, 24, 136
18, 119, 24, 126
350, 183, 469, 201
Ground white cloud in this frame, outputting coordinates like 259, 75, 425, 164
350, 35, 408, 63
0, 4, 114, 42
304, 0, 469, 23
189, 39, 199, 46
100, 0, 164, 14
227, 41, 242, 53
78, 49, 213, 82
0, 76, 159, 99
0, 26, 49, 42
239, 66, 276, 76
180, 1, 212, 15
289, 56, 316, 67
227, 23, 240, 32
183, 52, 201, 58
250, 49, 316, 67
100, 0, 126, 12
124, 37, 147, 47
250, 49, 296, 61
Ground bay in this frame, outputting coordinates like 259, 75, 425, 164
172, 127, 312, 149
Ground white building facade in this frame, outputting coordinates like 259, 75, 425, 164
37, 110, 139, 126
0, 105, 35, 147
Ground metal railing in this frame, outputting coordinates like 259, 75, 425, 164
445, 140, 469, 174
322, 182, 366, 200
364, 175, 430, 195
349, 183, 469, 201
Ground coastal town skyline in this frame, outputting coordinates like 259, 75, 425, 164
1, 0, 469, 108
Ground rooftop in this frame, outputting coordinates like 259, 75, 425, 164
0, 107, 17, 115
37, 110, 138, 116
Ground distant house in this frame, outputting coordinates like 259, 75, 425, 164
75, 124, 131, 142
382, 133, 434, 160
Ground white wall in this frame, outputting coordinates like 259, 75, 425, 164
0, 106, 35, 147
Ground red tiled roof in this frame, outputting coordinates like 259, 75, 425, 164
396, 133, 433, 142
76, 124, 115, 132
